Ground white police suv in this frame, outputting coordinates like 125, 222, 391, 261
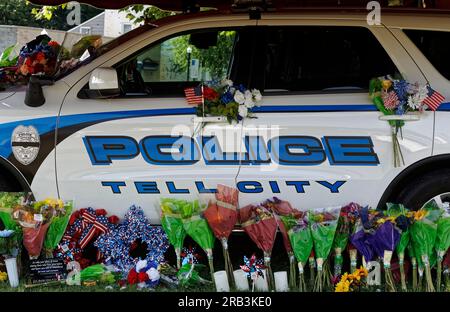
1, 2, 450, 222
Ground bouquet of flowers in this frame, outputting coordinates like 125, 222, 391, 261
239, 204, 278, 291
42, 199, 73, 257
0, 193, 28, 252
262, 197, 300, 289
410, 204, 441, 292
16, 35, 61, 77
12, 197, 66, 259
177, 247, 211, 288
365, 216, 400, 292
369, 76, 444, 167
192, 79, 262, 123
386, 203, 413, 291
181, 200, 216, 284
203, 185, 239, 288
160, 198, 188, 269
127, 259, 160, 289
435, 203, 450, 291
332, 203, 360, 278
280, 211, 312, 291
309, 207, 341, 292
334, 266, 368, 292
0, 45, 21, 91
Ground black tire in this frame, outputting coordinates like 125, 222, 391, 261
393, 168, 450, 210
0, 172, 16, 192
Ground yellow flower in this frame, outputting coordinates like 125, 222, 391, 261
414, 210, 427, 221
0, 272, 7, 282
335, 280, 351, 292
382, 80, 392, 90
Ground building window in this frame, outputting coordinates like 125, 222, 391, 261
80, 27, 91, 35
122, 23, 132, 34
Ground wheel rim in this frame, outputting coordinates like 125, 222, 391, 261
421, 192, 450, 209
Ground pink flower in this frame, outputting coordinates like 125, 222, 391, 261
382, 91, 399, 110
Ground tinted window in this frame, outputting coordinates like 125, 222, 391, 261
115, 29, 241, 97
404, 29, 450, 80
254, 26, 399, 93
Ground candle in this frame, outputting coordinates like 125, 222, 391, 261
254, 269, 269, 292
233, 269, 249, 291
274, 271, 289, 292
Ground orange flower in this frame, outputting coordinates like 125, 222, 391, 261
48, 41, 59, 47
35, 52, 46, 64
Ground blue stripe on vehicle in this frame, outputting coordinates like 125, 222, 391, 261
0, 103, 398, 159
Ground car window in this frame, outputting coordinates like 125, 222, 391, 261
403, 29, 450, 81
115, 29, 240, 97
253, 26, 399, 94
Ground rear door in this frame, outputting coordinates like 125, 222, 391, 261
237, 18, 433, 210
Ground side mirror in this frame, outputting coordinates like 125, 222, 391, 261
84, 67, 120, 99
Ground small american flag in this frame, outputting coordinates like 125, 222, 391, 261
184, 86, 203, 105
423, 86, 445, 111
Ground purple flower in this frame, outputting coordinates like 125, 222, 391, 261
393, 80, 409, 101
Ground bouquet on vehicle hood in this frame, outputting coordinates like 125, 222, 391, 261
409, 204, 441, 292
180, 199, 216, 285
203, 185, 239, 289
160, 198, 188, 269
280, 210, 312, 291
369, 76, 445, 167
262, 197, 300, 289
309, 206, 341, 292
239, 204, 277, 291
435, 202, 450, 291
332, 203, 360, 278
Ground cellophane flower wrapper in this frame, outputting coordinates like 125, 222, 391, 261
160, 198, 188, 268
366, 221, 400, 292
240, 204, 278, 291
182, 199, 215, 283
436, 206, 450, 291
0, 192, 26, 249
309, 206, 340, 292
281, 213, 312, 291
263, 197, 302, 289
332, 203, 359, 277
410, 204, 441, 291
43, 200, 73, 255
203, 185, 238, 288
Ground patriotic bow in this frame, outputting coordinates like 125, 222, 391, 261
240, 254, 266, 279
78, 208, 109, 249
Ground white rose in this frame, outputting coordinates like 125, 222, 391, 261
147, 268, 160, 282
234, 90, 245, 104
252, 89, 262, 102
244, 96, 255, 108
221, 79, 233, 87
136, 259, 148, 272
238, 104, 248, 118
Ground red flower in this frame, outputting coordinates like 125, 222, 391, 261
34, 63, 44, 74
95, 209, 107, 216
48, 41, 59, 47
79, 208, 87, 214
36, 52, 46, 63
138, 272, 149, 282
203, 86, 219, 101
118, 280, 127, 287
127, 268, 139, 285
108, 215, 119, 224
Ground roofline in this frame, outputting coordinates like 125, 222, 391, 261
68, 11, 105, 32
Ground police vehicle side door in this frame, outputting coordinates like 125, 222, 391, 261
56, 17, 256, 221
237, 17, 433, 210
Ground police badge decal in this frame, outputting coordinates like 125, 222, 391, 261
11, 125, 40, 165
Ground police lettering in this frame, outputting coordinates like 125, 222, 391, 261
84, 135, 379, 166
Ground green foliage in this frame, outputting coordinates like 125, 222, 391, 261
0, 45, 18, 67
121, 5, 176, 24
170, 31, 236, 80
0, 0, 102, 31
